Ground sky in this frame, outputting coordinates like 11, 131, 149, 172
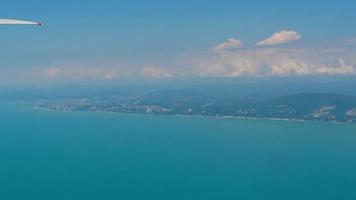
1, 0, 356, 85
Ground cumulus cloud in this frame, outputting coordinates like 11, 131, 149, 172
213, 38, 244, 52
192, 47, 356, 77
20, 34, 356, 82
29, 44, 356, 81
256, 30, 301, 46
140, 67, 171, 78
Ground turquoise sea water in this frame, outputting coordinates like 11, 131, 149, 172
1, 101, 356, 199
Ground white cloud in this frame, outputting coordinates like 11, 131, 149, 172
256, 30, 301, 46
140, 67, 171, 78
192, 47, 356, 77
19, 37, 356, 82
35, 67, 121, 80
213, 38, 244, 52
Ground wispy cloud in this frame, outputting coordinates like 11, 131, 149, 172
256, 30, 301, 46
35, 67, 122, 80
30, 65, 172, 81
140, 67, 171, 78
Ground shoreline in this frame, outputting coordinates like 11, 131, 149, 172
33, 106, 356, 126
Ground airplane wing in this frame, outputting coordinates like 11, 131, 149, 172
0, 19, 42, 26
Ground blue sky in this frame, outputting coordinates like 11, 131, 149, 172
1, 0, 356, 84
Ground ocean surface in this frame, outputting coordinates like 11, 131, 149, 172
1, 101, 356, 200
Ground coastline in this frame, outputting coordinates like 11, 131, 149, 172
33, 106, 356, 126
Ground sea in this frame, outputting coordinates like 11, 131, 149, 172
1, 101, 356, 200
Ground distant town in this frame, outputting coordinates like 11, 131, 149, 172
36, 90, 356, 124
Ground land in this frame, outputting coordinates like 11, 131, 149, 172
35, 89, 356, 124
2, 80, 356, 124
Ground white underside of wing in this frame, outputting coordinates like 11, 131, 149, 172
0, 19, 39, 25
